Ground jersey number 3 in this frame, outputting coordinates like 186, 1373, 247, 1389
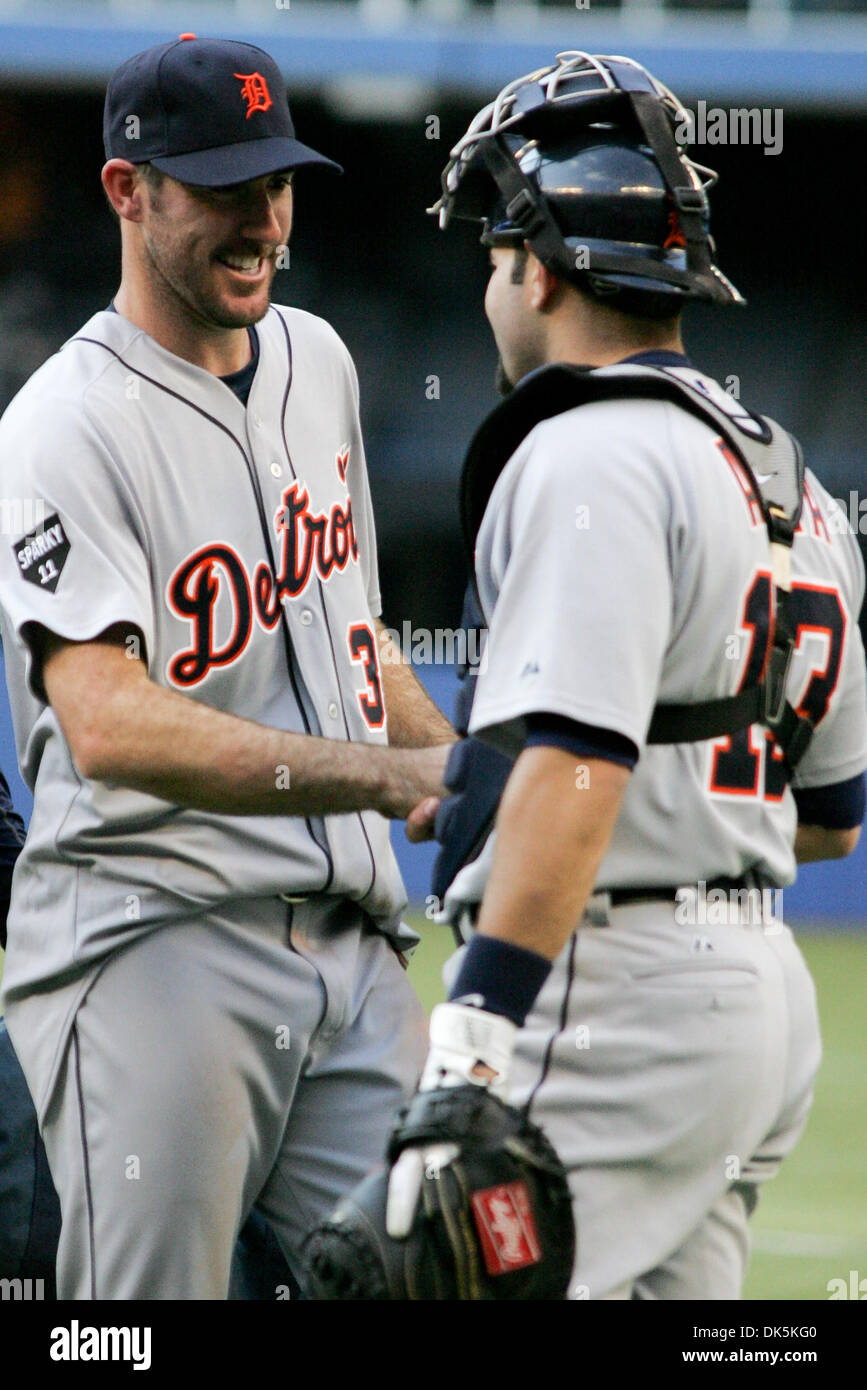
709, 575, 846, 801
348, 623, 386, 729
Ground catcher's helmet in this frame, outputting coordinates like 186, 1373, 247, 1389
431, 51, 743, 308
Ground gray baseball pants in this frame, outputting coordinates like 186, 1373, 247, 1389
449, 898, 822, 1300
6, 894, 427, 1299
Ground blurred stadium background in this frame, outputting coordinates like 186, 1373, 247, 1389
0, 0, 865, 1300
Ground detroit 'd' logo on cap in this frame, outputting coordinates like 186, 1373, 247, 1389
233, 72, 273, 119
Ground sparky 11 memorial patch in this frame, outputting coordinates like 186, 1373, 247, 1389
13, 513, 70, 594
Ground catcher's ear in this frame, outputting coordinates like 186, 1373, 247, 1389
526, 249, 560, 311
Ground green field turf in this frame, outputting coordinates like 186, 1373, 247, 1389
406, 918, 867, 1303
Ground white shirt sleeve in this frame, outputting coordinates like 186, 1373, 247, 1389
0, 397, 155, 698
469, 413, 674, 757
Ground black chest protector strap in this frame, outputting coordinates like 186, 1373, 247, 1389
460, 363, 812, 772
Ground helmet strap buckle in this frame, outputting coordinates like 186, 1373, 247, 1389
505, 188, 545, 238
673, 186, 707, 216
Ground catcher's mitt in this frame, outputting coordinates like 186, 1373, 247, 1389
301, 1085, 575, 1300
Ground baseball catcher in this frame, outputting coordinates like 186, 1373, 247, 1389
303, 51, 866, 1302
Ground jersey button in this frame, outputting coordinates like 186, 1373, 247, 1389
270, 461, 283, 478
300, 609, 313, 626
328, 701, 339, 720
253, 414, 264, 429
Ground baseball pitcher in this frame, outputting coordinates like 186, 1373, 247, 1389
0, 35, 453, 1299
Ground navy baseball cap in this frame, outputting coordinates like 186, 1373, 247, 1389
103, 34, 341, 186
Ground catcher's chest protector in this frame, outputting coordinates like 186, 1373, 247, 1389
460, 362, 812, 773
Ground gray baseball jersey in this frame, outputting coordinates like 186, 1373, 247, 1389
448, 363, 865, 1298
0, 304, 407, 1006
469, 367, 867, 889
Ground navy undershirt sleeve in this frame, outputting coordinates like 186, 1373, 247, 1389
793, 773, 865, 830
525, 713, 639, 770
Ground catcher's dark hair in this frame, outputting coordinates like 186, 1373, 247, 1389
581, 278, 685, 322
510, 246, 529, 285
511, 245, 680, 320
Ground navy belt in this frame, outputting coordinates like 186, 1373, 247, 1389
454, 870, 776, 944
606, 872, 773, 908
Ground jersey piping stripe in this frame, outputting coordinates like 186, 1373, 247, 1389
314, 602, 377, 901
71, 1023, 98, 1300
72, 332, 334, 891
275, 314, 378, 903
522, 930, 578, 1124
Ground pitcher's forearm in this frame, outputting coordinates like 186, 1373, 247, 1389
41, 629, 447, 818
97, 691, 442, 815
375, 620, 456, 749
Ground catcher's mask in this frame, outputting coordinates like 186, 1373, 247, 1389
430, 51, 743, 308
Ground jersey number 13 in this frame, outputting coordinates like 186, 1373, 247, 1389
709, 573, 846, 801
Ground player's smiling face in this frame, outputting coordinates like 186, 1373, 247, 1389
138, 169, 293, 332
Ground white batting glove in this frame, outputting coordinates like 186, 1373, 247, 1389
385, 1002, 517, 1239
419, 1001, 517, 1097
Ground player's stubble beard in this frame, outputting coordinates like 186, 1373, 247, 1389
140, 195, 277, 334
495, 348, 546, 397
487, 267, 546, 398
495, 357, 515, 397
